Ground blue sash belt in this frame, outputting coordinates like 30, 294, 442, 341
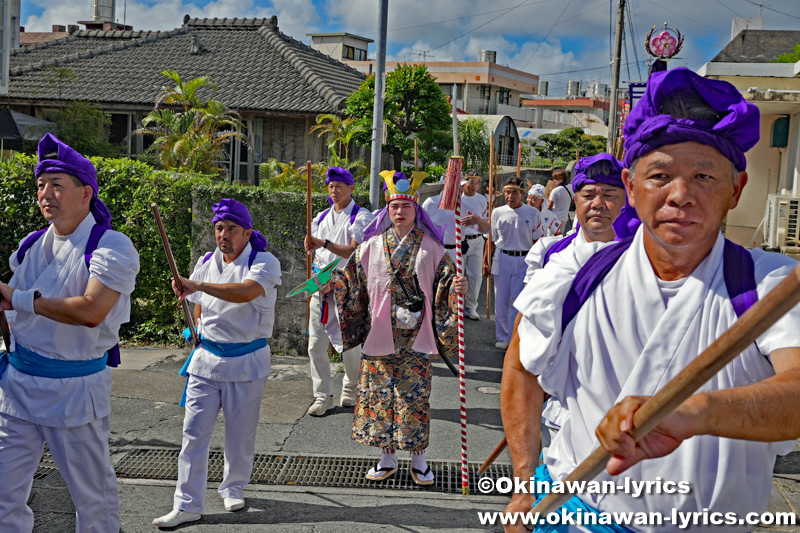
0, 344, 108, 379
529, 464, 634, 533
179, 328, 268, 406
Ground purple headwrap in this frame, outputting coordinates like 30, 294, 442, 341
363, 204, 445, 246
623, 67, 759, 170
34, 133, 112, 227
571, 153, 624, 193
324, 166, 355, 205
212, 198, 268, 252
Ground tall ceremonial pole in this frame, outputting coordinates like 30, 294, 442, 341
306, 160, 313, 322
439, 156, 469, 495
485, 146, 493, 319
531, 261, 800, 517
152, 203, 199, 346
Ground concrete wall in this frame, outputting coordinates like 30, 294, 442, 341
726, 115, 786, 247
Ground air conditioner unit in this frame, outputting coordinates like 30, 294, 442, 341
764, 194, 800, 249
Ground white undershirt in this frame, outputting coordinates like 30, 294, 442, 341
655, 275, 687, 308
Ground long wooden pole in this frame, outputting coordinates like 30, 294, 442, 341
516, 141, 522, 177
531, 262, 800, 517
0, 310, 10, 352
306, 161, 313, 322
486, 136, 495, 319
151, 203, 198, 346
414, 138, 419, 171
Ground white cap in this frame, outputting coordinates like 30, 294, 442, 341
529, 184, 546, 197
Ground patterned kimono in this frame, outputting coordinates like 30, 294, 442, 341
332, 225, 459, 451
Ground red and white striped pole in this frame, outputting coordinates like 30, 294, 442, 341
439, 156, 469, 495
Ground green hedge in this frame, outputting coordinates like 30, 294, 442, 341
0, 154, 370, 344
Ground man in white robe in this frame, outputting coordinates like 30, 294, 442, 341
422, 169, 490, 319
153, 198, 281, 528
304, 167, 374, 416
0, 133, 139, 533
500, 68, 800, 532
484, 177, 544, 350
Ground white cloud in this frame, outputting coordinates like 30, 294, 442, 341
22, 0, 320, 38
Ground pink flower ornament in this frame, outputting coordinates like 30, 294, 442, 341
651, 31, 677, 57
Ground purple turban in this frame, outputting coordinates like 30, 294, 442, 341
571, 153, 624, 194
623, 67, 759, 171
212, 198, 268, 252
34, 133, 112, 227
326, 166, 354, 185
324, 166, 354, 205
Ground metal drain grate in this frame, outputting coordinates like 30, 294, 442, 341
34, 448, 57, 481
109, 449, 514, 495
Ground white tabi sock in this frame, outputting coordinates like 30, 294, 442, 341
368, 448, 397, 476
411, 450, 433, 482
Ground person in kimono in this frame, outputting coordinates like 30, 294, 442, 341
500, 67, 800, 532
153, 199, 281, 528
331, 171, 467, 486
303, 167, 374, 416
0, 133, 139, 532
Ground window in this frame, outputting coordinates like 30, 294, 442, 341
342, 45, 355, 60
355, 48, 367, 61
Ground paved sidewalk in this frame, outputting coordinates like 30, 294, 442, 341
24, 296, 800, 532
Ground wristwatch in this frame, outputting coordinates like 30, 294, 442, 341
33, 289, 42, 300
323, 239, 331, 249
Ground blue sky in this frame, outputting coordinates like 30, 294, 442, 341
21, 0, 800, 95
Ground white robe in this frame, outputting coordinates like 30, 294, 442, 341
514, 227, 800, 532
186, 245, 281, 381
311, 199, 374, 269
1, 213, 139, 427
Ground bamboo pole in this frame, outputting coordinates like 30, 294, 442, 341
151, 203, 198, 346
531, 262, 800, 517
306, 161, 313, 322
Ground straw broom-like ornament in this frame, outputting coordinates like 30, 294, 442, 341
438, 156, 469, 495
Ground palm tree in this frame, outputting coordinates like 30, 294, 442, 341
309, 114, 366, 161
132, 72, 245, 175
458, 117, 490, 171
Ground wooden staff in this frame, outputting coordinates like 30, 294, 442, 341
306, 160, 312, 322
516, 141, 522, 177
414, 138, 419, 171
531, 261, 800, 517
486, 136, 495, 319
151, 203, 198, 346
0, 310, 10, 353
479, 437, 506, 475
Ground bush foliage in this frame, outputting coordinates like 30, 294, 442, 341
0, 155, 368, 344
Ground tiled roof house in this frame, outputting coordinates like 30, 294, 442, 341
4, 16, 366, 182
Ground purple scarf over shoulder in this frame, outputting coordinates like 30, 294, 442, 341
212, 198, 268, 252
623, 67, 759, 171
34, 133, 112, 227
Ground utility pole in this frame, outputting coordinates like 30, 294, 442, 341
369, 0, 389, 211
607, 0, 625, 153
452, 83, 459, 156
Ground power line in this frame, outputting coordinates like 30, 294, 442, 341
521, 0, 574, 70
642, 0, 728, 37
430, 0, 549, 52
741, 0, 800, 20
715, 0, 745, 17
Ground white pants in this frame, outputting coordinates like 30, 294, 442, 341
174, 375, 267, 513
462, 236, 485, 312
493, 252, 527, 343
308, 295, 361, 399
0, 411, 119, 533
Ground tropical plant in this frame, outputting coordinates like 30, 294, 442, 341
773, 43, 800, 63
310, 114, 366, 161
132, 71, 245, 176
346, 64, 452, 170
533, 127, 606, 162
259, 159, 326, 192
458, 117, 489, 171
43, 101, 120, 157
